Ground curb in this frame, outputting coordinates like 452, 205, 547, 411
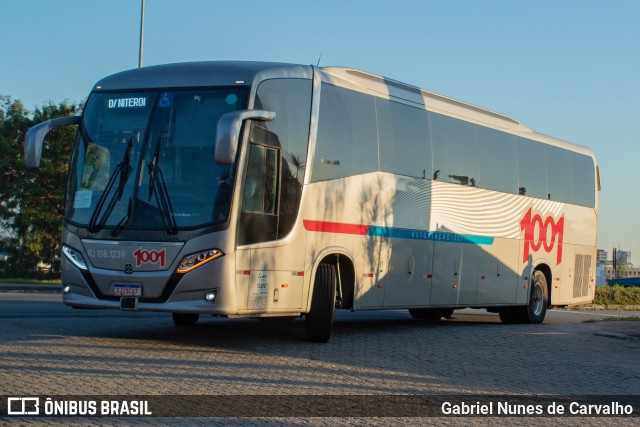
567, 304, 640, 311
0, 283, 62, 293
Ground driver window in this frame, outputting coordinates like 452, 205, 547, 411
242, 143, 279, 215
238, 124, 281, 245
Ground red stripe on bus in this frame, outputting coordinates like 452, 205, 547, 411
303, 220, 369, 235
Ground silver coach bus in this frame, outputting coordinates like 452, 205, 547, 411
25, 62, 599, 342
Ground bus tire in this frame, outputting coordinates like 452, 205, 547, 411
525, 270, 548, 324
499, 270, 548, 324
305, 263, 337, 343
173, 312, 199, 327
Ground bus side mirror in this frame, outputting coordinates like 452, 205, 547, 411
24, 116, 81, 169
215, 110, 276, 165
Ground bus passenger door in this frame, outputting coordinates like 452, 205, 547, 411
237, 124, 305, 312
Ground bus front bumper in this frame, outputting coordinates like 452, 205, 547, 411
60, 250, 238, 315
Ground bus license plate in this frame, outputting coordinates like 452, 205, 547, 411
114, 283, 142, 297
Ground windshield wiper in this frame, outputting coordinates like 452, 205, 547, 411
111, 197, 132, 237
148, 137, 177, 234
87, 137, 133, 233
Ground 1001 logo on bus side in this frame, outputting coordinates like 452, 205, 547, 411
520, 208, 564, 265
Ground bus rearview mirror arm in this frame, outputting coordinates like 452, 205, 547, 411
24, 116, 81, 169
214, 110, 276, 165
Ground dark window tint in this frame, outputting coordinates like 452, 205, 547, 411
237, 135, 280, 246
430, 113, 479, 186
255, 79, 311, 185
546, 145, 574, 203
377, 99, 431, 179
254, 78, 312, 239
573, 153, 596, 207
477, 127, 518, 194
517, 138, 548, 199
241, 143, 279, 215
312, 84, 378, 182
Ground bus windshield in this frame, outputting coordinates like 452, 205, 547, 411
65, 89, 247, 232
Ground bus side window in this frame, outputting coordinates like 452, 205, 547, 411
377, 98, 432, 179
546, 145, 574, 203
312, 83, 378, 182
572, 153, 596, 207
517, 138, 548, 200
238, 124, 281, 245
430, 112, 479, 187
241, 132, 280, 215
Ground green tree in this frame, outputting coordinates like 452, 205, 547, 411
0, 96, 81, 277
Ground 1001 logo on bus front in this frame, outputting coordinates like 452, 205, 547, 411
520, 208, 564, 265
133, 248, 166, 268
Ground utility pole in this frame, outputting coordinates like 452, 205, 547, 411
139, 0, 145, 68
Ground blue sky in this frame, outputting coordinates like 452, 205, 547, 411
2, 0, 639, 263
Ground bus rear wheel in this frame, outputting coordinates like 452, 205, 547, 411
173, 312, 199, 327
525, 270, 548, 323
305, 263, 337, 343
499, 270, 548, 324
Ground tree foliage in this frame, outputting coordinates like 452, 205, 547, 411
0, 96, 81, 277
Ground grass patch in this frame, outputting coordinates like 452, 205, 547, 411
599, 316, 640, 321
594, 285, 640, 305
584, 316, 640, 323
0, 278, 61, 285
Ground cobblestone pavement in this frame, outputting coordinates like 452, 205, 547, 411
1, 293, 638, 426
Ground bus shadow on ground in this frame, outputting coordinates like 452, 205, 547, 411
60, 310, 502, 349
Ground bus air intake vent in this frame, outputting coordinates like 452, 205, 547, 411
573, 254, 592, 298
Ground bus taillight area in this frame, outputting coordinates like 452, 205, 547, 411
60, 243, 239, 315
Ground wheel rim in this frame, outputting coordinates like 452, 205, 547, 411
531, 282, 544, 316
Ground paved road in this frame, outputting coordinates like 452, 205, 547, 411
1, 293, 639, 426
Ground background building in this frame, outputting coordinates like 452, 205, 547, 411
596, 248, 638, 285
605, 264, 640, 280
615, 250, 631, 264
597, 249, 608, 264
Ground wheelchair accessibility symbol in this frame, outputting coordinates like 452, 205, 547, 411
157, 92, 175, 108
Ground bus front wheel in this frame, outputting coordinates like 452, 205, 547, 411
305, 263, 337, 343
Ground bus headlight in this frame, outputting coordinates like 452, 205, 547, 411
177, 249, 223, 274
62, 245, 88, 270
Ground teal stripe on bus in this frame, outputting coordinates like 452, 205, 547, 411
366, 226, 494, 245
304, 220, 494, 245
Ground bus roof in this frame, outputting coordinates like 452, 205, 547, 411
93, 61, 309, 92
